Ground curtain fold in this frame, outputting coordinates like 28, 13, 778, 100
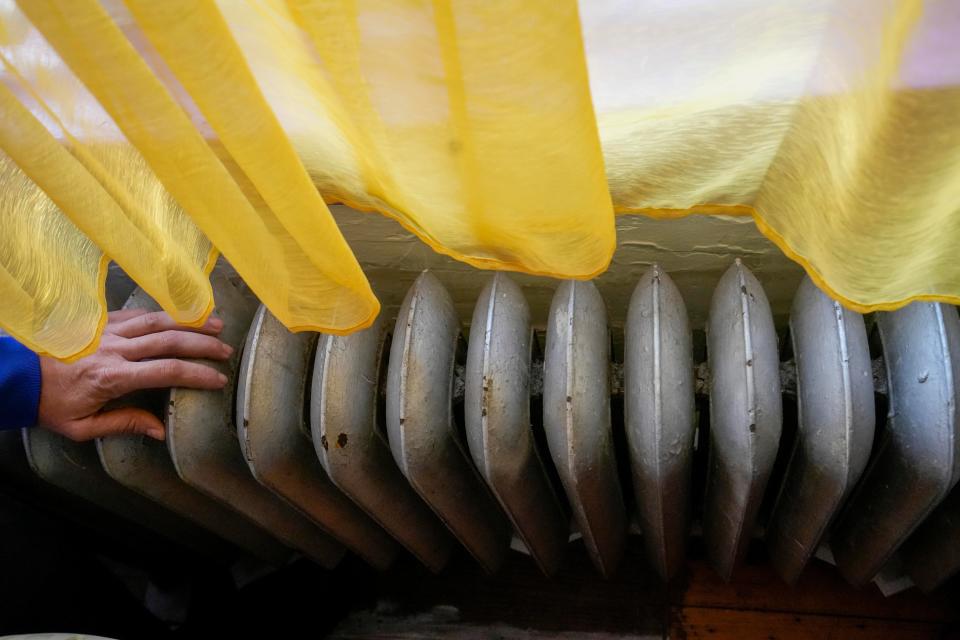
0, 150, 108, 360
0, 0, 217, 359
282, 0, 616, 277
750, 1, 960, 311
18, 0, 380, 338
0, 82, 216, 339
0, 0, 958, 361
580, 0, 960, 312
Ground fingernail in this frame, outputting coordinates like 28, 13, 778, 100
222, 343, 234, 356
217, 373, 228, 385
209, 317, 224, 330
148, 429, 165, 441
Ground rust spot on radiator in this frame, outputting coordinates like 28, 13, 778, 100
337, 433, 349, 448
320, 434, 328, 450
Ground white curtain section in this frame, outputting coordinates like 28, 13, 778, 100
0, 0, 958, 361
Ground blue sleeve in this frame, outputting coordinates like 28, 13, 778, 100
0, 336, 41, 430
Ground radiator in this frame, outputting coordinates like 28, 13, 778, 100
2, 260, 959, 594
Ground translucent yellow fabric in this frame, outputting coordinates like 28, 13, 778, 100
580, 0, 960, 312
0, 1, 217, 358
15, 0, 379, 348
0, 150, 107, 359
0, 0, 611, 359
279, 0, 614, 276
1, 0, 958, 360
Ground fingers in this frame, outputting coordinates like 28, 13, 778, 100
107, 309, 148, 325
108, 359, 228, 397
57, 407, 166, 441
111, 312, 224, 339
118, 330, 233, 362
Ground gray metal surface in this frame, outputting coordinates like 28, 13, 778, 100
0, 430, 130, 542
97, 429, 289, 565
465, 273, 569, 576
900, 484, 960, 592
831, 302, 960, 586
312, 316, 453, 573
97, 286, 293, 566
703, 259, 782, 581
386, 271, 511, 574
624, 265, 694, 582
765, 276, 875, 583
17, 263, 236, 559
104, 262, 137, 311
166, 271, 344, 568
237, 305, 397, 570
23, 426, 229, 558
543, 280, 626, 578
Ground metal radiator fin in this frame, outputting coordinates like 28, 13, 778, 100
766, 276, 875, 583
237, 305, 398, 570
23, 427, 229, 559
166, 270, 344, 568
831, 303, 960, 586
466, 273, 569, 577
703, 260, 782, 581
386, 271, 512, 574
312, 316, 454, 573
544, 279, 627, 578
97, 286, 293, 565
624, 265, 695, 582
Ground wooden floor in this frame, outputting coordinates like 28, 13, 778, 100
328, 538, 960, 639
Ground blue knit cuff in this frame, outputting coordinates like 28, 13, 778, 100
0, 336, 42, 430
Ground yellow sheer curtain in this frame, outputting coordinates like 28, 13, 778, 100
0, 0, 613, 359
0, 150, 107, 359
16, 0, 380, 339
750, 0, 960, 311
579, 0, 960, 311
1, 0, 958, 360
280, 0, 614, 276
0, 1, 217, 359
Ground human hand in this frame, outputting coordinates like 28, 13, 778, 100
37, 309, 233, 441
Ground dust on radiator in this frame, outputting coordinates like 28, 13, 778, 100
1, 260, 959, 594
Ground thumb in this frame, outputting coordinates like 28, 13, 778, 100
68, 407, 166, 441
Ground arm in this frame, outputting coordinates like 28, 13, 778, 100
2, 308, 233, 441
0, 335, 42, 431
